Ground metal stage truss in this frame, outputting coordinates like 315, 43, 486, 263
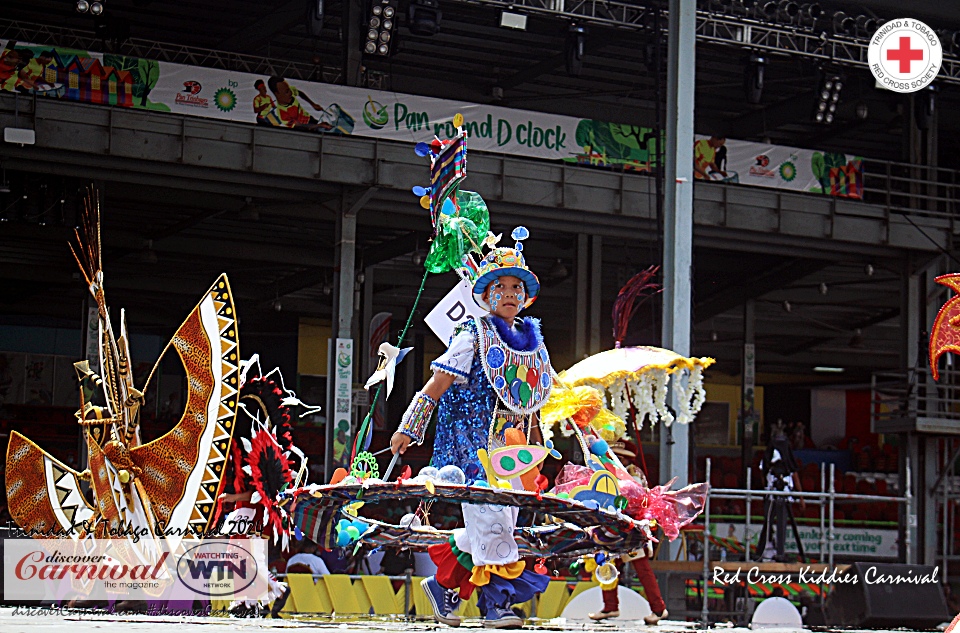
0, 18, 343, 84
448, 0, 960, 85
2, 8, 960, 86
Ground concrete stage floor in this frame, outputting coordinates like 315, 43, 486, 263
0, 607, 949, 633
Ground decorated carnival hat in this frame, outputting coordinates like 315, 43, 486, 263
471, 226, 540, 311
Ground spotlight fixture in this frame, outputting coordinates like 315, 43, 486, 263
565, 24, 587, 77
710, 330, 719, 342
408, 0, 441, 37
855, 102, 868, 120
799, 3, 821, 21
500, 10, 528, 30
782, 299, 792, 313
813, 68, 843, 124
411, 250, 425, 266
273, 299, 283, 312
819, 282, 828, 295
855, 15, 877, 37
915, 84, 938, 132
831, 11, 854, 35
777, 0, 799, 22
364, 0, 397, 56
743, 53, 766, 105
75, 0, 103, 14
307, 0, 325, 37
865, 263, 875, 276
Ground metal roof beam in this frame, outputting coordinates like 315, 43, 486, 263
216, 0, 306, 53
694, 258, 832, 323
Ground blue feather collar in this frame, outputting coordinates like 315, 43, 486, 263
488, 315, 542, 352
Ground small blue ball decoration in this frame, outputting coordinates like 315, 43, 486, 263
589, 439, 610, 456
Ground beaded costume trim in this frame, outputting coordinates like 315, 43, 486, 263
474, 316, 552, 415
398, 390, 437, 445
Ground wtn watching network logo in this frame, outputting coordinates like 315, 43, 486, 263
176, 541, 260, 596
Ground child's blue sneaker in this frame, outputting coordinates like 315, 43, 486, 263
483, 606, 522, 629
421, 576, 461, 627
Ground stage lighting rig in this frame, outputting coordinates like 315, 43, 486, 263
813, 68, 843, 124
409, 0, 441, 36
364, 0, 398, 56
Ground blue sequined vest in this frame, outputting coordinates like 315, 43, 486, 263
431, 316, 550, 474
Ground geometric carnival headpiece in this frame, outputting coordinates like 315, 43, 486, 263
471, 227, 540, 311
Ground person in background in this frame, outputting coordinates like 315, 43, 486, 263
693, 135, 727, 180
286, 539, 331, 577
756, 420, 805, 561
17, 49, 52, 92
587, 457, 668, 625
0, 44, 22, 93
267, 76, 330, 131
252, 79, 276, 126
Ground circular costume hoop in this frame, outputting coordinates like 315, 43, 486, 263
291, 481, 654, 559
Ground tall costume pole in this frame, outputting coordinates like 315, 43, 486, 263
660, 0, 696, 525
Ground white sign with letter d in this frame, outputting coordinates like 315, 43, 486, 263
425, 280, 486, 343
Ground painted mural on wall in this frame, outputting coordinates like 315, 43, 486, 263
1, 39, 861, 198
694, 135, 864, 199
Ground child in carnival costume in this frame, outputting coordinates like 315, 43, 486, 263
391, 235, 553, 629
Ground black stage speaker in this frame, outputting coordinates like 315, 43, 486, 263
824, 563, 951, 629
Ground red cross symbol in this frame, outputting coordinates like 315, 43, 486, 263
886, 36, 924, 74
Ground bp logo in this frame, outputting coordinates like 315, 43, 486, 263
779, 161, 797, 182
362, 96, 389, 129
214, 88, 237, 112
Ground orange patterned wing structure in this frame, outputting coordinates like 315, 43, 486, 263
930, 274, 960, 381
131, 274, 239, 536
6, 431, 96, 537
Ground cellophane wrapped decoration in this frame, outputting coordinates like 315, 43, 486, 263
550, 465, 707, 541
424, 190, 490, 274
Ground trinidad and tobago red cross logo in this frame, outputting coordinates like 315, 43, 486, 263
867, 19, 941, 94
